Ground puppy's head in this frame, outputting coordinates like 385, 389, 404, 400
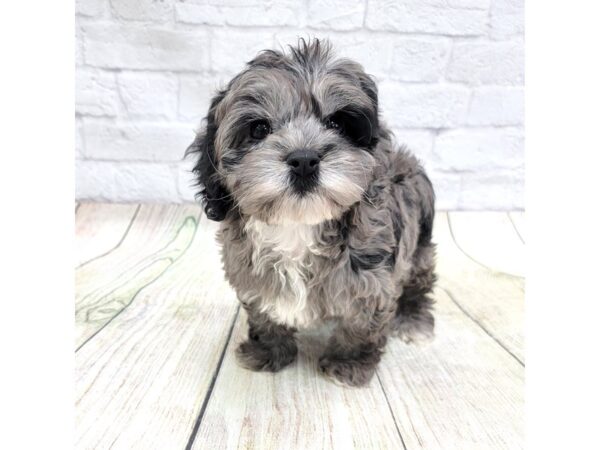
187, 39, 379, 225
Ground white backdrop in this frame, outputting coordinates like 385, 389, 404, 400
75, 0, 524, 210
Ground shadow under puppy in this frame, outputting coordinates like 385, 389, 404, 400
187, 39, 436, 387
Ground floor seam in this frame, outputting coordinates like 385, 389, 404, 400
184, 305, 241, 450
376, 371, 408, 450
441, 286, 525, 367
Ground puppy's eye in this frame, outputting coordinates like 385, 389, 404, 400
250, 120, 271, 140
325, 116, 343, 133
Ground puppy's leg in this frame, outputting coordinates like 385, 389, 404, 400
393, 243, 436, 344
319, 306, 394, 387
236, 308, 297, 372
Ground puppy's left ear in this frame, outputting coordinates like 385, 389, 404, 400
185, 90, 232, 221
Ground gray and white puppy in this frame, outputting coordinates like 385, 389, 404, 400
187, 39, 436, 387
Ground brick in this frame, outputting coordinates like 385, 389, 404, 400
75, 69, 118, 117
459, 169, 524, 209
179, 75, 223, 123
397, 0, 489, 6
210, 29, 274, 74
444, 0, 490, 8
390, 129, 435, 165
307, 0, 366, 30
117, 72, 178, 119
76, 160, 179, 202
175, 2, 222, 25
429, 172, 462, 210
273, 31, 311, 50
83, 24, 209, 71
489, 0, 524, 39
331, 34, 393, 78
411, 0, 490, 7
489, 0, 524, 15
110, 0, 173, 22
467, 87, 524, 126
177, 159, 199, 203
390, 38, 451, 82
447, 41, 524, 85
75, 25, 84, 66
76, 0, 107, 17
82, 120, 194, 162
76, 119, 84, 158
433, 128, 524, 172
74, 3, 525, 208
365, 0, 488, 35
176, 0, 301, 27
379, 83, 470, 128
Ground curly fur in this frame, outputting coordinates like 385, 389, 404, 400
187, 39, 436, 387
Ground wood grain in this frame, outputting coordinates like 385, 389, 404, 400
75, 217, 239, 450
75, 203, 138, 267
377, 287, 524, 450
192, 314, 404, 449
75, 204, 200, 348
435, 213, 525, 363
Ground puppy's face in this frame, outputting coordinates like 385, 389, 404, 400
189, 40, 380, 225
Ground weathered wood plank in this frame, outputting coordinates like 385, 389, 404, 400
508, 212, 526, 244
75, 203, 138, 267
435, 213, 525, 363
377, 287, 524, 450
75, 219, 239, 450
75, 204, 201, 348
191, 313, 404, 449
448, 212, 524, 277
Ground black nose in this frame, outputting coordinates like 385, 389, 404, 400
286, 150, 320, 177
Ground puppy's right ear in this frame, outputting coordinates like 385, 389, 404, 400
185, 89, 232, 221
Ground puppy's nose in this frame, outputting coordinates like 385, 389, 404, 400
286, 150, 320, 177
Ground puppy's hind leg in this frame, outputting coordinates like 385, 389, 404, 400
393, 244, 436, 344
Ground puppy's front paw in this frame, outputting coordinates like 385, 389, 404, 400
235, 339, 297, 372
318, 355, 376, 387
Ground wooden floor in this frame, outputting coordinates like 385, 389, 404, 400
75, 203, 525, 450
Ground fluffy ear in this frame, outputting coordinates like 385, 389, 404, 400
185, 90, 233, 221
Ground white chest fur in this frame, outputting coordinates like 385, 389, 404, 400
245, 219, 320, 328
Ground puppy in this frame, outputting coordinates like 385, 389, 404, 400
186, 39, 436, 387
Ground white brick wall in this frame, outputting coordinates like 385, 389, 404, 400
76, 0, 524, 210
